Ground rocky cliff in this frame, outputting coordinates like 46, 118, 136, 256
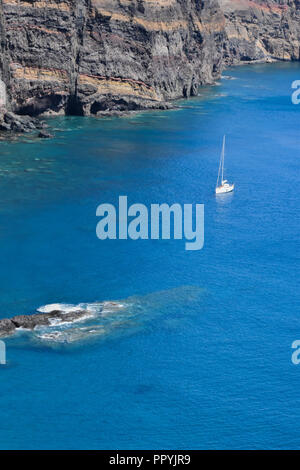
0, 0, 225, 119
0, 0, 299, 127
220, 0, 300, 64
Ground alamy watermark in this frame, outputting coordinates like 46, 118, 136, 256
0, 79, 6, 108
291, 341, 300, 365
96, 196, 204, 251
0, 341, 6, 365
291, 81, 300, 104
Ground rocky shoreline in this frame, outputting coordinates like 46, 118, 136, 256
0, 109, 50, 135
0, 0, 299, 134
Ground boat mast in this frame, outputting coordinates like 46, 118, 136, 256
221, 135, 226, 183
217, 135, 226, 188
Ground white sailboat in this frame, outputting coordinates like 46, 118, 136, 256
215, 135, 234, 195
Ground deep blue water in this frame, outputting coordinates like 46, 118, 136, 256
0, 63, 299, 449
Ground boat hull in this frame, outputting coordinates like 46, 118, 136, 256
215, 184, 234, 195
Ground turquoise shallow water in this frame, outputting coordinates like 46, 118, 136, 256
0, 63, 299, 449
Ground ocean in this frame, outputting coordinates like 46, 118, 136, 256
0, 62, 299, 449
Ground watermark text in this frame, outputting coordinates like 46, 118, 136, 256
291, 80, 300, 104
96, 196, 204, 251
0, 341, 6, 365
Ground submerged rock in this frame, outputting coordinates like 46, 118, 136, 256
38, 130, 53, 139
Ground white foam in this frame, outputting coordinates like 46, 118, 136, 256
48, 312, 95, 327
36, 325, 106, 343
37, 303, 79, 314
38, 332, 63, 341
33, 300, 126, 345
38, 301, 124, 315
221, 75, 237, 80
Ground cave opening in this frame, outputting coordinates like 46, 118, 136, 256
66, 95, 84, 116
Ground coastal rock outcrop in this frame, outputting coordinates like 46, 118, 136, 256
0, 309, 92, 337
0, 300, 126, 338
0, 319, 16, 337
0, 109, 45, 133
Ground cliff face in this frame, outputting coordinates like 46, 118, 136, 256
0, 0, 299, 123
220, 0, 300, 64
0, 0, 225, 117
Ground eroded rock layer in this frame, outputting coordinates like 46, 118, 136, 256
0, 0, 225, 116
220, 0, 300, 64
0, 0, 299, 121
